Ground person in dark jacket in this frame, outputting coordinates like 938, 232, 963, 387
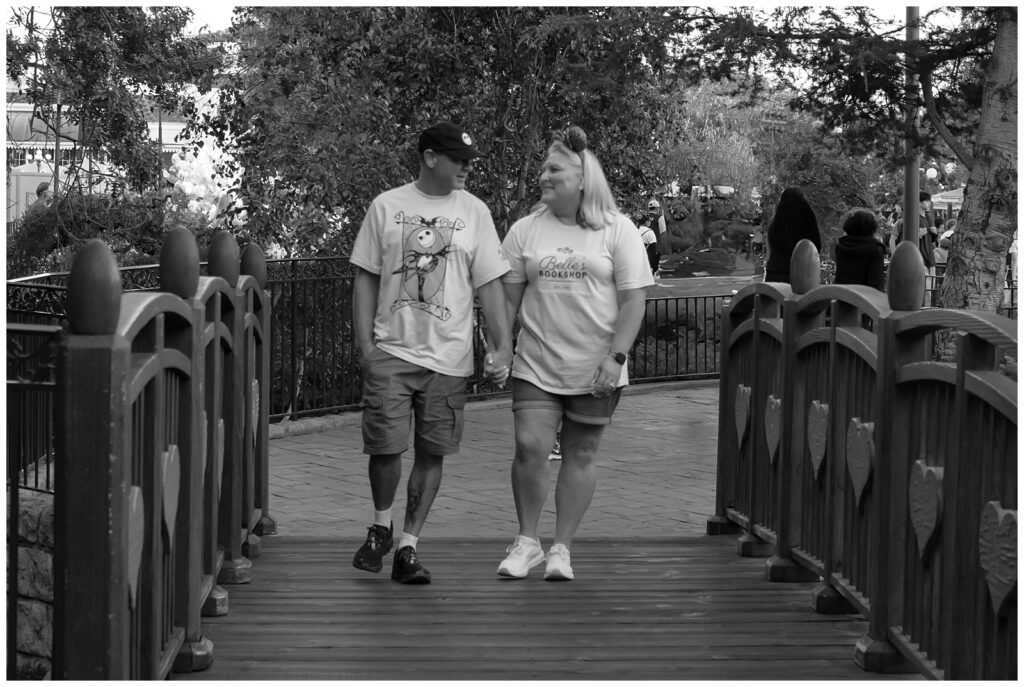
764, 187, 821, 283
833, 208, 885, 291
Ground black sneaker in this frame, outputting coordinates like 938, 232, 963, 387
353, 523, 393, 573
391, 546, 431, 584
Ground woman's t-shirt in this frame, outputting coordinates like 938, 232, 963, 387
502, 210, 654, 394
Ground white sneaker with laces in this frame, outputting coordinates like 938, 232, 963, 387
544, 543, 574, 581
497, 536, 545, 578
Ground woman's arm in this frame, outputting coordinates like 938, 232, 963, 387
591, 286, 649, 394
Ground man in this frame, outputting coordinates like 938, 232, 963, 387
637, 216, 660, 276
34, 181, 53, 205
895, 191, 936, 275
350, 122, 511, 584
648, 198, 667, 236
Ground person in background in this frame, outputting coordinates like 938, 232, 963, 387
496, 126, 653, 581
894, 191, 936, 276
647, 198, 667, 236
349, 122, 512, 584
34, 181, 53, 205
764, 186, 821, 283
637, 214, 660, 276
833, 208, 885, 291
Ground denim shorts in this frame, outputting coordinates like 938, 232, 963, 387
360, 346, 467, 456
510, 378, 621, 426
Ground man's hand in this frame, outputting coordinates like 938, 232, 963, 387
483, 347, 511, 388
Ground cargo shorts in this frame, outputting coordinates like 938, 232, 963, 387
359, 346, 467, 456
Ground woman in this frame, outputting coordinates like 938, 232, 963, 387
496, 126, 653, 581
764, 187, 821, 283
833, 208, 885, 291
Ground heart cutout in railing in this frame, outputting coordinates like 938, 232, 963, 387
908, 459, 944, 560
162, 445, 181, 543
807, 401, 829, 480
735, 384, 751, 446
978, 501, 1017, 616
846, 418, 874, 506
764, 395, 782, 465
127, 485, 145, 610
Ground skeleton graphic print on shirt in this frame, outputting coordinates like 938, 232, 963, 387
391, 211, 466, 321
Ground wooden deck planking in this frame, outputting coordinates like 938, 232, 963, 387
177, 536, 922, 681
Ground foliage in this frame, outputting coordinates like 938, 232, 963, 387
671, 6, 1015, 314
7, 6, 225, 276
189, 7, 698, 254
7, 6, 223, 190
7, 189, 222, 278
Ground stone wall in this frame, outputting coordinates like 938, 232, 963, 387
16, 489, 53, 680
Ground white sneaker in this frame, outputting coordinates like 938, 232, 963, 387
544, 543, 574, 581
497, 536, 545, 578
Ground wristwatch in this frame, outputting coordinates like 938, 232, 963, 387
608, 351, 627, 365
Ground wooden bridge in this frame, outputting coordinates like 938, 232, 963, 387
9, 233, 1017, 680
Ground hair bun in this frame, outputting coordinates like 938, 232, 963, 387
566, 126, 588, 153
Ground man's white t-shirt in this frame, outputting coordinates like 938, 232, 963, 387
350, 182, 509, 377
639, 224, 658, 247
502, 210, 654, 394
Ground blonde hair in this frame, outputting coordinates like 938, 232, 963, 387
532, 127, 620, 231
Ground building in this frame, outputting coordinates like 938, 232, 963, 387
6, 83, 189, 224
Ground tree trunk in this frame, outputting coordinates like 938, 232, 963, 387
939, 10, 1017, 313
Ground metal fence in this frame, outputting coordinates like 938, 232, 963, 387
7, 322, 62, 494
262, 258, 726, 421
8, 258, 1017, 425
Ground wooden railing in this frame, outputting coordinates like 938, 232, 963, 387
52, 228, 274, 679
710, 240, 1017, 680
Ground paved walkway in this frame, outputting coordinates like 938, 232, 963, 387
266, 380, 720, 542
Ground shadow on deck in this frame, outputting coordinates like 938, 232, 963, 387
175, 383, 920, 680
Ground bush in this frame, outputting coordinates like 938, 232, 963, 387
8, 189, 220, 278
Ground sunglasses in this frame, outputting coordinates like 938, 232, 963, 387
546, 129, 586, 154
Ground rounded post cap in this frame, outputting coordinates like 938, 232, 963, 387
790, 239, 821, 295
68, 239, 122, 335
240, 243, 267, 289
159, 227, 200, 298
208, 230, 240, 287
887, 240, 926, 311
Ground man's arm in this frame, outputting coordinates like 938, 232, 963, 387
353, 267, 381, 362
476, 277, 511, 380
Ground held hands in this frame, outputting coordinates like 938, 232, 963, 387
483, 347, 511, 388
591, 355, 622, 398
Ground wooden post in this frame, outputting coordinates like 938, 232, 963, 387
53, 240, 130, 679
198, 275, 229, 617
209, 231, 253, 585
707, 286, 742, 536
242, 243, 277, 538
160, 228, 215, 673
766, 240, 821, 582
854, 241, 923, 673
735, 286, 774, 558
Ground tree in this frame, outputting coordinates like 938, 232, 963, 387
673, 6, 1015, 313
8, 6, 222, 191
189, 6, 698, 253
6, 6, 223, 273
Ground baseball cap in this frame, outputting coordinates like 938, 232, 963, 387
418, 122, 483, 160
648, 199, 660, 209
